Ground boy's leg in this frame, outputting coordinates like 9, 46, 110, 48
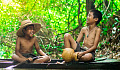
64, 33, 77, 50
12, 54, 27, 62
33, 56, 50, 63
78, 53, 93, 61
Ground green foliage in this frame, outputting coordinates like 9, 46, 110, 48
94, 0, 120, 47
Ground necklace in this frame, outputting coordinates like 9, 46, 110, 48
87, 26, 96, 38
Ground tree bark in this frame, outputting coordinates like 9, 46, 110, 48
78, 0, 81, 26
86, 0, 95, 15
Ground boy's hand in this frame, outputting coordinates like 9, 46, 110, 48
37, 56, 44, 58
77, 52, 84, 59
27, 57, 33, 62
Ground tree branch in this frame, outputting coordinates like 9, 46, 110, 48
78, 0, 81, 26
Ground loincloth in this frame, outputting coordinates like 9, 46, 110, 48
13, 53, 36, 63
74, 41, 95, 61
21, 53, 36, 58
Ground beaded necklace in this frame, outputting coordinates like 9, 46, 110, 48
87, 26, 96, 38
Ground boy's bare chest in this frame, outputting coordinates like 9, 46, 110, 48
84, 27, 97, 39
20, 39, 35, 49
83, 27, 97, 47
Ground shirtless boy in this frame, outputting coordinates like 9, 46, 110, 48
64, 9, 102, 61
12, 20, 50, 63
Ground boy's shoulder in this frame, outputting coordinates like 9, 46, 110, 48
17, 36, 37, 41
17, 36, 22, 40
82, 27, 87, 29
82, 26, 101, 31
81, 27, 87, 31
96, 27, 102, 32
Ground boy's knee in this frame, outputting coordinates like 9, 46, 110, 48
86, 53, 93, 61
34, 56, 50, 63
64, 33, 71, 38
12, 54, 16, 59
44, 56, 51, 62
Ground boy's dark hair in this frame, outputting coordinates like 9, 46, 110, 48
89, 9, 102, 25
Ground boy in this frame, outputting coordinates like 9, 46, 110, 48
64, 9, 102, 61
12, 20, 51, 63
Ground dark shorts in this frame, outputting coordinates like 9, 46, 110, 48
13, 53, 36, 63
21, 53, 36, 58
74, 41, 95, 61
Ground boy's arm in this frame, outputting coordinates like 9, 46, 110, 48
78, 28, 101, 57
15, 37, 27, 59
34, 37, 51, 62
76, 27, 84, 42
34, 37, 47, 56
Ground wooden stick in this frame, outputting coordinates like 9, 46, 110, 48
5, 57, 38, 69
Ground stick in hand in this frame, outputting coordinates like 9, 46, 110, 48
6, 57, 39, 69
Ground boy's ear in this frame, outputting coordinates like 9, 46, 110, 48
22, 29, 26, 33
94, 18, 98, 22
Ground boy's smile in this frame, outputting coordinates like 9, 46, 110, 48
86, 12, 96, 25
24, 25, 35, 38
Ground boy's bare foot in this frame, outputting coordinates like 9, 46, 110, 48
56, 61, 65, 64
28, 57, 33, 62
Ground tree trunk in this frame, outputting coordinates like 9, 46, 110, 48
86, 0, 95, 15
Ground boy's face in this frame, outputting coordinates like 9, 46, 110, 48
86, 12, 96, 25
24, 25, 34, 37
